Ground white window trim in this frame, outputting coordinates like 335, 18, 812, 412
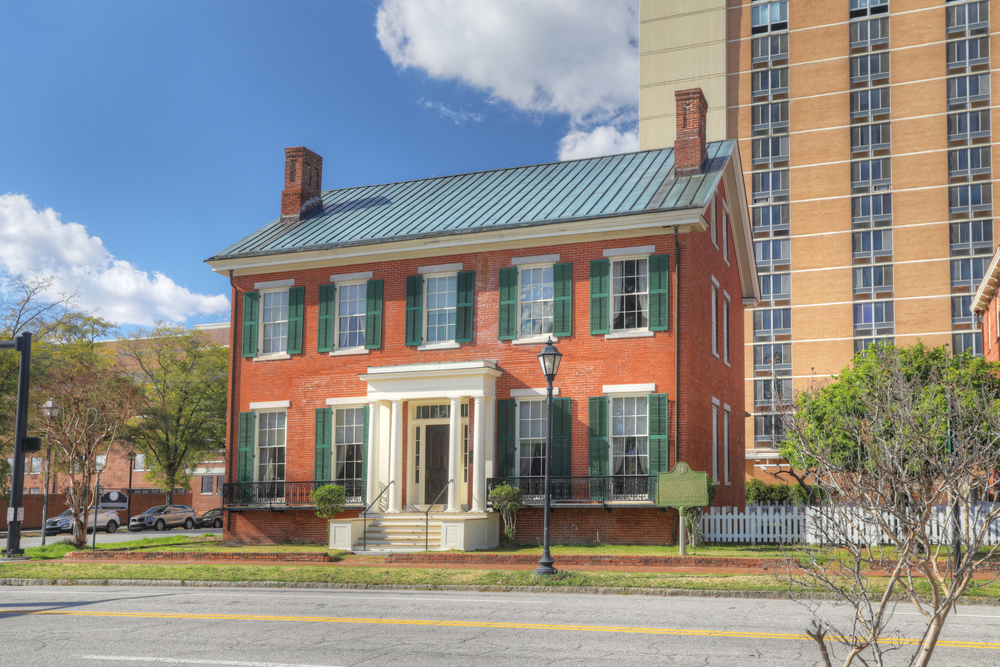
326, 396, 369, 407
133, 453, 147, 472
419, 270, 460, 349
604, 245, 655, 258
723, 403, 731, 487
418, 262, 463, 274
515, 261, 557, 342
512, 335, 560, 346
257, 286, 291, 360
723, 290, 731, 367
332, 278, 368, 353
510, 387, 561, 397
254, 278, 294, 290
330, 271, 372, 282
249, 400, 291, 410
711, 279, 720, 359
605, 330, 654, 339
607, 395, 652, 477
511, 253, 559, 266
711, 399, 720, 483
722, 200, 730, 265
200, 476, 214, 495
710, 198, 718, 249
603, 383, 656, 394
607, 253, 653, 336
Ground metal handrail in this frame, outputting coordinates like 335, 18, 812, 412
425, 480, 453, 552
362, 480, 394, 552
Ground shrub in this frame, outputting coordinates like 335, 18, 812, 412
681, 478, 718, 547
745, 478, 818, 505
489, 483, 523, 546
312, 484, 347, 519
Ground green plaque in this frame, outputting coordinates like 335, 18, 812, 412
656, 462, 709, 508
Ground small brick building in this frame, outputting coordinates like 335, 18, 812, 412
973, 245, 1000, 362
207, 89, 761, 548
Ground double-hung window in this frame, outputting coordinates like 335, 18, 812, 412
496, 397, 571, 481
318, 276, 384, 353
586, 393, 668, 499
242, 281, 304, 359
405, 267, 474, 348
611, 396, 649, 476
517, 400, 546, 477
313, 404, 368, 504
261, 292, 289, 355
256, 411, 286, 483
499, 261, 572, 341
711, 281, 719, 357
590, 251, 669, 336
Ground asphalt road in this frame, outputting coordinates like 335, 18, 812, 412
1, 585, 998, 666
16, 527, 223, 549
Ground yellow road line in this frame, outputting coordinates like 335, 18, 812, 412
0, 609, 997, 650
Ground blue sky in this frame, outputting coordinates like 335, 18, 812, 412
0, 1, 638, 328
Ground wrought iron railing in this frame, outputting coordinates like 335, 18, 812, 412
486, 476, 657, 504
222, 480, 366, 509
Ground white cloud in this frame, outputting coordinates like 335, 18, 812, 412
0, 193, 229, 326
420, 98, 484, 124
558, 125, 639, 161
377, 0, 638, 156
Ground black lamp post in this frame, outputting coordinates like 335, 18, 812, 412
40, 399, 60, 547
535, 339, 562, 577
126, 451, 136, 522
2, 331, 37, 560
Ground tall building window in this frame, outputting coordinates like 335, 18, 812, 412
751, 102, 789, 135
752, 170, 790, 204
849, 0, 888, 18
949, 184, 992, 218
753, 308, 792, 342
949, 220, 993, 256
948, 146, 991, 179
750, 0, 788, 34
754, 414, 786, 448
754, 238, 791, 272
850, 53, 890, 85
947, 37, 989, 71
947, 110, 990, 143
852, 229, 893, 262
751, 33, 788, 63
947, 0, 988, 37
951, 257, 988, 290
760, 273, 791, 302
752, 204, 790, 231
751, 68, 789, 97
851, 123, 891, 157
947, 73, 990, 110
952, 295, 976, 327
954, 332, 983, 356
854, 301, 895, 337
851, 158, 892, 193
752, 136, 789, 166
850, 16, 889, 49
850, 87, 890, 120
753, 343, 791, 372
854, 265, 894, 298
851, 194, 892, 228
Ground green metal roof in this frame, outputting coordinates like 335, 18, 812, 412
208, 141, 735, 261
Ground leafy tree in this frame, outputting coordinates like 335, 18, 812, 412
780, 342, 1000, 667
489, 483, 523, 546
312, 484, 346, 519
119, 324, 228, 503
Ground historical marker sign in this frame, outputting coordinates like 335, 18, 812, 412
655, 462, 709, 509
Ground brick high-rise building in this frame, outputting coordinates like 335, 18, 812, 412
640, 0, 996, 479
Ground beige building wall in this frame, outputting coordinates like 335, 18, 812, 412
641, 0, 998, 478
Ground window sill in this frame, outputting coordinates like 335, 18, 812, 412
604, 330, 654, 340
713, 351, 720, 359
329, 348, 370, 357
417, 341, 461, 351
512, 335, 559, 346
253, 353, 291, 362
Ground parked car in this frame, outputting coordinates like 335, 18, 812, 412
193, 508, 224, 529
45, 508, 120, 535
128, 505, 196, 532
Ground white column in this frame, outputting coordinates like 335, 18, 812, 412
446, 396, 462, 512
387, 399, 403, 513
472, 396, 487, 512
366, 401, 380, 508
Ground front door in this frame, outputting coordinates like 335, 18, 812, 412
424, 424, 450, 504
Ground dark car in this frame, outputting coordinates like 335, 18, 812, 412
128, 504, 196, 532
193, 508, 224, 529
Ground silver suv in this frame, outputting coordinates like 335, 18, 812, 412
45, 508, 121, 535
128, 505, 196, 532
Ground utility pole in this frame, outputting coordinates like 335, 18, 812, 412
2, 332, 41, 560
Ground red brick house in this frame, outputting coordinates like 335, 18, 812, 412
207, 89, 760, 549
973, 245, 1000, 362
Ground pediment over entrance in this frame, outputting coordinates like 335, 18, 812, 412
360, 360, 502, 402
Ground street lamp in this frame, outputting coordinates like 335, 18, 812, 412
39, 399, 60, 547
535, 339, 562, 577
1, 331, 37, 560
126, 451, 136, 522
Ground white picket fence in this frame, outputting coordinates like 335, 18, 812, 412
700, 502, 1000, 545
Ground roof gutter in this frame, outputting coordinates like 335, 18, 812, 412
674, 225, 681, 468
225, 269, 238, 533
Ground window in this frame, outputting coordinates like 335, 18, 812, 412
201, 476, 213, 494
947, 37, 989, 71
852, 194, 892, 228
751, 68, 789, 97
951, 257, 989, 289
953, 295, 976, 326
850, 87, 890, 120
949, 184, 993, 218
854, 265, 894, 297
754, 379, 793, 407
336, 282, 366, 349
755, 238, 791, 271
711, 403, 719, 481
500, 263, 571, 341
723, 408, 731, 486
851, 123, 890, 157
519, 266, 554, 337
947, 0, 988, 37
752, 170, 790, 204
760, 273, 791, 302
723, 294, 731, 365
517, 400, 546, 477
710, 199, 718, 246
850, 17, 889, 49
751, 33, 788, 62
30, 458, 41, 474
851, 158, 891, 194
611, 396, 648, 476
949, 146, 991, 179
261, 290, 289, 355
722, 211, 729, 262
334, 407, 365, 482
611, 258, 648, 331
216, 476, 223, 496
426, 274, 457, 343
711, 283, 719, 356
751, 0, 788, 34
855, 337, 894, 354
753, 343, 792, 372
852, 229, 893, 261
947, 73, 990, 110
854, 300, 895, 336
96, 455, 106, 472
950, 220, 994, 256
463, 423, 470, 481
414, 426, 421, 483
133, 453, 146, 471
752, 135, 789, 166
954, 332, 983, 356
256, 411, 286, 482
850, 53, 890, 84
753, 307, 791, 342
947, 110, 990, 143
751, 102, 789, 135
753, 204, 790, 231
754, 414, 786, 447
406, 271, 474, 347
850, 0, 888, 14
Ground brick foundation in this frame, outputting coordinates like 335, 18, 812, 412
223, 509, 360, 545
510, 507, 677, 546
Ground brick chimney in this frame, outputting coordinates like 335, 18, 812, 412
280, 147, 323, 222
674, 88, 708, 177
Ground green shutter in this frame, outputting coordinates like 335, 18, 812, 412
318, 284, 335, 353
362, 405, 370, 483
590, 259, 609, 334
648, 254, 670, 331
405, 275, 423, 346
588, 396, 609, 476
237, 411, 255, 483
456, 270, 474, 343
552, 397, 572, 477
314, 408, 332, 481
241, 292, 259, 358
287, 286, 305, 354
365, 279, 384, 349
648, 393, 669, 474
497, 399, 516, 478
553, 263, 573, 338
499, 267, 518, 340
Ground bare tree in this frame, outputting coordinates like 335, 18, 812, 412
780, 343, 1000, 667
